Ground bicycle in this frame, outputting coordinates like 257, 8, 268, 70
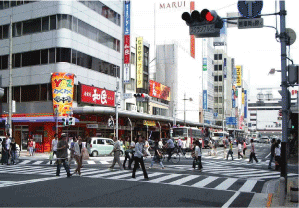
161, 148, 180, 164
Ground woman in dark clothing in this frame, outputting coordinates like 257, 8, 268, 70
1, 138, 8, 165
148, 141, 165, 169
10, 138, 17, 165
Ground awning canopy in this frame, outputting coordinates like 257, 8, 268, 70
0, 117, 79, 123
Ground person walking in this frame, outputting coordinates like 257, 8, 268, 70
109, 137, 123, 170
268, 138, 276, 169
226, 139, 234, 160
1, 137, 8, 165
123, 138, 135, 170
6, 134, 11, 164
68, 137, 76, 168
274, 140, 281, 171
50, 133, 59, 165
132, 136, 149, 180
144, 138, 151, 158
192, 140, 203, 171
28, 139, 34, 156
238, 142, 243, 159
32, 139, 36, 156
248, 139, 258, 163
165, 137, 175, 162
149, 141, 165, 169
56, 134, 72, 178
10, 138, 17, 165
243, 140, 247, 157
223, 136, 228, 159
72, 137, 82, 176
177, 138, 182, 154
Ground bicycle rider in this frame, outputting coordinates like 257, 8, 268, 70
164, 137, 175, 162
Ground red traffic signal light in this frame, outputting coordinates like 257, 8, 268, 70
201, 9, 214, 22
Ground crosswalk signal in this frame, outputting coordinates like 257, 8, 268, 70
62, 117, 67, 126
68, 117, 75, 126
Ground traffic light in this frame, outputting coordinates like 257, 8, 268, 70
68, 117, 75, 126
134, 93, 149, 102
182, 9, 223, 38
288, 65, 299, 85
62, 117, 67, 126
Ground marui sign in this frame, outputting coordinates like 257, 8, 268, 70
80, 84, 115, 107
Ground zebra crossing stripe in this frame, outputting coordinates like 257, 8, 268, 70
100, 161, 109, 164
108, 172, 140, 179
215, 178, 238, 190
18, 160, 31, 165
89, 170, 127, 178
149, 174, 182, 183
134, 172, 164, 181
87, 161, 96, 165
81, 170, 110, 176
238, 180, 258, 192
192, 176, 218, 188
253, 173, 298, 181
235, 170, 270, 178
168, 175, 199, 185
210, 168, 256, 174
32, 161, 43, 165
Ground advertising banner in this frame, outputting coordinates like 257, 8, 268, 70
203, 90, 207, 110
244, 90, 247, 118
226, 117, 237, 125
51, 73, 75, 117
136, 37, 143, 88
236, 65, 242, 87
223, 58, 227, 78
149, 80, 171, 101
124, 35, 130, 65
203, 57, 207, 71
124, 0, 130, 35
80, 84, 115, 107
232, 89, 236, 108
242, 91, 245, 104
123, 1, 131, 84
190, 1, 195, 58
143, 120, 156, 126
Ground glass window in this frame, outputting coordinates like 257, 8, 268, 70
97, 139, 104, 144
214, 76, 218, 81
91, 57, 100, 71
11, 1, 17, 7
21, 85, 40, 102
42, 16, 49, 32
219, 76, 223, 81
214, 54, 218, 60
0, 1, 3, 10
219, 65, 223, 71
13, 86, 20, 102
41, 49, 48, 64
57, 48, 71, 63
3, 25, 9, 39
219, 97, 223, 103
219, 86, 223, 92
58, 14, 70, 29
93, 140, 96, 145
72, 17, 77, 32
40, 84, 47, 101
49, 48, 55, 63
16, 1, 23, 6
131, 53, 135, 65
72, 49, 77, 65
23, 18, 41, 35
219, 108, 223, 114
0, 26, 2, 39
214, 97, 218, 103
219, 54, 223, 60
13, 22, 22, 37
3, 1, 10, 9
22, 50, 40, 66
14, 53, 21, 68
2, 55, 8, 69
50, 15, 56, 30
214, 86, 218, 92
214, 65, 218, 71
48, 84, 52, 100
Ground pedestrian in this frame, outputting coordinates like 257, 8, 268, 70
1, 137, 8, 165
132, 136, 149, 180
226, 139, 234, 160
69, 137, 76, 168
6, 133, 11, 164
149, 141, 165, 169
78, 137, 83, 168
50, 133, 59, 165
238, 142, 243, 159
243, 140, 247, 157
109, 137, 123, 170
165, 137, 175, 162
268, 138, 276, 169
275, 140, 281, 171
10, 138, 17, 165
123, 137, 135, 170
192, 140, 203, 171
72, 137, 82, 176
248, 139, 258, 163
223, 136, 228, 158
56, 134, 72, 177
32, 139, 36, 156
181, 139, 186, 156
208, 139, 213, 156
28, 139, 34, 156
213, 140, 218, 155
177, 138, 182, 154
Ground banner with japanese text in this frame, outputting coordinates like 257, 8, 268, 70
236, 65, 242, 87
51, 73, 74, 117
136, 37, 143, 88
80, 84, 115, 107
149, 80, 171, 101
123, 0, 131, 84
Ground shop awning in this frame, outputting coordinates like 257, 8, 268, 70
0, 116, 79, 123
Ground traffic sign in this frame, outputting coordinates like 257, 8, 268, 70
238, 18, 263, 29
226, 117, 237, 125
286, 28, 296, 46
122, 93, 133, 100
237, 0, 263, 18
190, 24, 220, 38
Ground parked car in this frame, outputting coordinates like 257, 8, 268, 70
87, 137, 123, 157
259, 136, 270, 144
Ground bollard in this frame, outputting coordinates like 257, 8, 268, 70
279, 177, 286, 206
290, 179, 299, 203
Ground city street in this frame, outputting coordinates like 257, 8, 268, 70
0, 143, 297, 207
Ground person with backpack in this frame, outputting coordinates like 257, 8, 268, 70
248, 139, 258, 163
1, 137, 8, 165
226, 139, 233, 160
192, 140, 203, 171
149, 141, 165, 169
10, 138, 17, 165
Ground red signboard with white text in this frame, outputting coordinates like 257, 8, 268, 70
149, 80, 171, 101
80, 84, 115, 107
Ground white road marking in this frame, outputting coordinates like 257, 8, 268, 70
236, 170, 269, 177
87, 161, 96, 164
192, 176, 218, 188
18, 160, 31, 165
135, 172, 164, 181
89, 170, 128, 178
99, 161, 110, 164
215, 178, 238, 190
221, 191, 240, 208
265, 152, 271, 158
32, 161, 43, 165
149, 174, 182, 183
238, 180, 258, 192
168, 175, 199, 185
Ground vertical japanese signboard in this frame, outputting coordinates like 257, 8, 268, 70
51, 73, 74, 117
203, 90, 207, 110
232, 89, 236, 108
123, 0, 131, 84
202, 58, 207, 71
136, 37, 143, 88
236, 65, 242, 87
244, 90, 247, 118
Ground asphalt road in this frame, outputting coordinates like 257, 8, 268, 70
0, 143, 297, 207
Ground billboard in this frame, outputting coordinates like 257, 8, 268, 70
123, 1, 131, 83
149, 80, 171, 101
136, 37, 143, 88
236, 65, 242, 87
51, 73, 75, 117
124, 0, 130, 35
203, 90, 207, 110
244, 90, 247, 118
232, 89, 236, 108
79, 84, 115, 107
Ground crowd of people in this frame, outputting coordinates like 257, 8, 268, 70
0, 133, 18, 165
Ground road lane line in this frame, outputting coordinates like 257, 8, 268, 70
32, 161, 43, 165
17, 160, 31, 165
239, 180, 258, 192
215, 178, 238, 190
221, 191, 240, 208
168, 175, 199, 185
235, 170, 271, 177
108, 172, 143, 179
89, 170, 129, 178
192, 176, 218, 188
149, 174, 182, 183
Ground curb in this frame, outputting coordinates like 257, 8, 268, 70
266, 193, 273, 208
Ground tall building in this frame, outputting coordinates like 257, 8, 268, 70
0, 1, 123, 151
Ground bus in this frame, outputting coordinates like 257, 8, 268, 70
172, 127, 204, 149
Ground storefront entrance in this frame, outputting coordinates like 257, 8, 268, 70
14, 125, 29, 151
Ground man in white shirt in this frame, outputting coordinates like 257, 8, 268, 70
132, 136, 148, 179
50, 133, 59, 165
192, 140, 202, 171
165, 138, 175, 162
6, 133, 11, 165
177, 138, 182, 153
109, 137, 123, 170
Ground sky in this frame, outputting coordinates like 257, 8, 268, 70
130, 0, 299, 102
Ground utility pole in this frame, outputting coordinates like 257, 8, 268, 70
8, 15, 13, 136
184, 93, 186, 126
279, 0, 288, 191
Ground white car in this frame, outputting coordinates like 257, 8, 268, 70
87, 137, 123, 157
211, 132, 229, 146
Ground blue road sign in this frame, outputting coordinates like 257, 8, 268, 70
238, 0, 263, 18
226, 117, 237, 125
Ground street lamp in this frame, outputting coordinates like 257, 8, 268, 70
183, 93, 193, 126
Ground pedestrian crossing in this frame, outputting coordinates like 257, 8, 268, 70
163, 164, 298, 181
0, 165, 265, 193
13, 159, 113, 166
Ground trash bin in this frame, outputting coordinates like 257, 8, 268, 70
290, 186, 298, 202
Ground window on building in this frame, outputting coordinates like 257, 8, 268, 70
13, 53, 21, 68
131, 53, 135, 65
72, 50, 77, 65
214, 86, 218, 92
250, 113, 257, 116
214, 65, 218, 71
219, 86, 223, 92
219, 54, 222, 60
12, 22, 22, 37
42, 16, 50, 32
126, 103, 133, 111
56, 48, 71, 63
218, 65, 223, 71
21, 85, 40, 102
218, 108, 223, 114
214, 76, 218, 81
214, 97, 218, 103
40, 84, 48, 101
219, 76, 223, 81
214, 54, 218, 60
3, 1, 10, 9
218, 97, 223, 103
41, 49, 48, 64
50, 15, 56, 30
2, 25, 9, 39
13, 86, 20, 102
1, 55, 8, 69
72, 17, 78, 32
58, 14, 71, 30
22, 50, 40, 67
49, 48, 55, 63
23, 18, 41, 35
0, 26, 2, 39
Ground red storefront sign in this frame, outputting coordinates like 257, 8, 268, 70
149, 80, 171, 101
80, 84, 115, 107
124, 35, 130, 64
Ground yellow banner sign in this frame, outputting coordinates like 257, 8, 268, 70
242, 92, 245, 104
143, 120, 156, 126
136, 37, 143, 88
236, 65, 242, 87
51, 72, 75, 117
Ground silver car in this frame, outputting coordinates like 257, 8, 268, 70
87, 137, 124, 157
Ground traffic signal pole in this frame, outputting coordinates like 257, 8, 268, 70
279, 0, 288, 192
